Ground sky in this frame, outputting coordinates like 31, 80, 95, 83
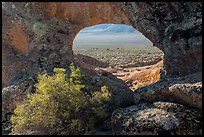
73, 24, 153, 48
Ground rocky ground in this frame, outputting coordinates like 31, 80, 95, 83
73, 46, 163, 68
74, 46, 163, 90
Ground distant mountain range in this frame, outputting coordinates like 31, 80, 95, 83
80, 24, 138, 34
73, 24, 153, 48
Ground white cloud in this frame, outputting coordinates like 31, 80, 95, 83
73, 24, 153, 48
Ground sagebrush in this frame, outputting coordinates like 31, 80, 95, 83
10, 64, 111, 135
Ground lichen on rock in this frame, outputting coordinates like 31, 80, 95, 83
111, 101, 202, 135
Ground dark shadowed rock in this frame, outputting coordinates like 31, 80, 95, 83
2, 79, 35, 119
120, 2, 202, 78
2, 78, 36, 134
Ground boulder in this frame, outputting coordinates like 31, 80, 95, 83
2, 79, 35, 125
2, 81, 34, 119
111, 101, 202, 135
134, 72, 202, 110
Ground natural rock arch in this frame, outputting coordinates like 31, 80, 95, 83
2, 2, 202, 87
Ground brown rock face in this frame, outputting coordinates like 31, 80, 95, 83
122, 60, 163, 90
2, 2, 202, 87
11, 23, 29, 53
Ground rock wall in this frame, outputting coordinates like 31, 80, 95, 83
120, 2, 202, 77
2, 2, 202, 87
2, 2, 202, 135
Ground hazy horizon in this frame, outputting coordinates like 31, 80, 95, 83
73, 24, 153, 49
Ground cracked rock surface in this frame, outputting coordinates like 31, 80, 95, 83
111, 101, 202, 135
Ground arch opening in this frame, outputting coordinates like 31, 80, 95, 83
72, 24, 164, 90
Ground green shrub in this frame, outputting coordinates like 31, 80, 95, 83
10, 64, 111, 135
